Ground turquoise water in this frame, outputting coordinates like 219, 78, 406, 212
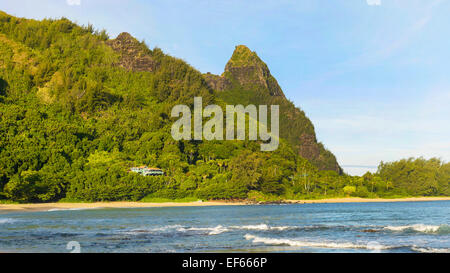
0, 201, 449, 253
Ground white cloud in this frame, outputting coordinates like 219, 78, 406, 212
66, 0, 81, 6
366, 0, 381, 6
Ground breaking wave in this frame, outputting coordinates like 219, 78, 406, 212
383, 224, 450, 234
125, 222, 450, 240
126, 224, 184, 235
411, 246, 450, 253
177, 225, 229, 235
0, 218, 16, 224
229, 224, 301, 231
126, 224, 313, 236
244, 234, 394, 250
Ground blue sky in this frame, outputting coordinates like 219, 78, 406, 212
2, 0, 450, 175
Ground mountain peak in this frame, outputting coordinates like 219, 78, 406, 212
115, 32, 137, 43
226, 45, 262, 67
223, 45, 284, 97
106, 32, 155, 72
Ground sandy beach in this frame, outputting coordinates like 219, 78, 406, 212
286, 196, 450, 204
0, 200, 246, 213
1, 197, 449, 213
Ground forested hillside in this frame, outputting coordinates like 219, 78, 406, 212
0, 11, 448, 203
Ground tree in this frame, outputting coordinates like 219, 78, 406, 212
343, 186, 356, 197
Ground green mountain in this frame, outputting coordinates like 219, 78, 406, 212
0, 11, 309, 202
205, 45, 341, 173
1, 11, 447, 203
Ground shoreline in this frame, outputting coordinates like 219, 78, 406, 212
285, 196, 450, 204
1, 197, 449, 213
0, 200, 246, 213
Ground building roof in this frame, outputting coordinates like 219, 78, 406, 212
131, 166, 163, 171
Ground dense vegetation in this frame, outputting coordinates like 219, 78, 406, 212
0, 11, 448, 203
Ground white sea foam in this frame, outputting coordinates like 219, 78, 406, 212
127, 225, 183, 234
244, 234, 393, 250
411, 246, 450, 253
230, 224, 294, 231
47, 208, 96, 212
152, 224, 183, 231
179, 224, 304, 234
127, 223, 303, 236
0, 218, 16, 224
127, 223, 397, 237
231, 224, 270, 230
383, 224, 449, 234
178, 225, 229, 235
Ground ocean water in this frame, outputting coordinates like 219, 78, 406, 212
0, 201, 449, 253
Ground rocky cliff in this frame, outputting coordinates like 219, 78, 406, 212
106, 32, 156, 72
205, 45, 284, 97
